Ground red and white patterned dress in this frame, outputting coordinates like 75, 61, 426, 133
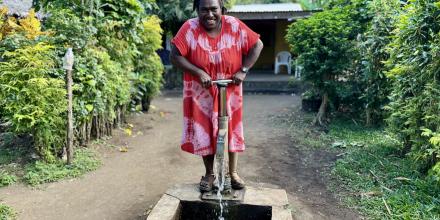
172, 15, 260, 156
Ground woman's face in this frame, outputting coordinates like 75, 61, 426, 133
198, 0, 222, 31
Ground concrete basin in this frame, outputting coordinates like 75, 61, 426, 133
147, 184, 292, 220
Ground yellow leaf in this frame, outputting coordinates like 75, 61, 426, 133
18, 9, 47, 39
119, 146, 128, 152
160, 111, 165, 117
124, 128, 132, 136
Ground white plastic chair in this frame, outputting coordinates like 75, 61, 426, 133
295, 59, 302, 79
274, 51, 291, 75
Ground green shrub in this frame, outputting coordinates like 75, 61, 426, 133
1, 0, 163, 162
357, 0, 401, 126
129, 15, 164, 111
286, 7, 357, 125
385, 0, 440, 175
0, 43, 66, 163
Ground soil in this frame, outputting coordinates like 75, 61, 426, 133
0, 92, 359, 220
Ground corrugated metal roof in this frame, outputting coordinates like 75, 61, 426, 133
1, 0, 33, 16
228, 3, 303, 13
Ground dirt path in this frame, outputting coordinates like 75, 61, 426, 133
0, 93, 359, 220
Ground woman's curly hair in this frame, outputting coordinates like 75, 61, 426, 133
193, 0, 227, 14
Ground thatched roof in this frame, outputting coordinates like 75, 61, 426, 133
1, 0, 33, 16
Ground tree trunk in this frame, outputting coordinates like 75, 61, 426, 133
81, 123, 87, 145
86, 121, 92, 143
142, 95, 151, 112
313, 92, 329, 126
366, 107, 372, 127
121, 105, 127, 124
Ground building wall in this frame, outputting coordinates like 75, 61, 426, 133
250, 20, 292, 71
255, 44, 275, 70
275, 20, 291, 56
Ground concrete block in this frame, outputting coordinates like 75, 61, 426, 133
244, 187, 289, 207
147, 194, 181, 220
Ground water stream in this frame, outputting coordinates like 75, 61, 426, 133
216, 156, 225, 220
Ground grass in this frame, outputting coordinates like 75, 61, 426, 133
23, 148, 101, 186
0, 133, 29, 188
285, 108, 440, 219
1, 132, 102, 187
282, 106, 333, 149
0, 136, 101, 220
327, 119, 440, 219
0, 204, 16, 220
0, 171, 16, 187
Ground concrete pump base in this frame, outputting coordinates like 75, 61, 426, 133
147, 183, 292, 220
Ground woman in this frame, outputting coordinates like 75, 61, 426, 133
170, 0, 263, 192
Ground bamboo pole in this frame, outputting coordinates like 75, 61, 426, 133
66, 68, 73, 164
63, 48, 74, 164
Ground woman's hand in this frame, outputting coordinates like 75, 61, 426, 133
170, 45, 212, 88
197, 71, 212, 88
232, 71, 246, 85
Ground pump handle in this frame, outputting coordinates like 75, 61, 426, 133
212, 79, 233, 87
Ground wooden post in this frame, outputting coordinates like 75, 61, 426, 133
63, 48, 74, 164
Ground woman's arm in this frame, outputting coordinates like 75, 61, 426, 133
170, 44, 212, 88
232, 39, 264, 84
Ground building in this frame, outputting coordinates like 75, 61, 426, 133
1, 0, 33, 16
227, 3, 316, 72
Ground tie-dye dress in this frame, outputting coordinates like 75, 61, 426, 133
172, 15, 260, 156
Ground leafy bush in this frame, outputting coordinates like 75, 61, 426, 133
357, 0, 401, 126
286, 7, 357, 125
0, 42, 66, 162
385, 0, 440, 175
154, 0, 194, 34
0, 1, 164, 164
132, 15, 164, 111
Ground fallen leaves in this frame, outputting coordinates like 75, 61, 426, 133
124, 128, 132, 136
394, 177, 411, 181
119, 146, 129, 152
124, 123, 134, 136
382, 198, 392, 215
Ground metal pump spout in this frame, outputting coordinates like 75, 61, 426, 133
216, 82, 229, 192
202, 79, 245, 201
